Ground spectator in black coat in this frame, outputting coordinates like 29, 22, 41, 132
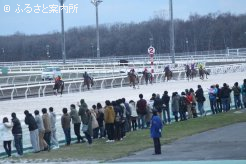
195, 85, 206, 116
11, 113, 23, 156
220, 83, 232, 112
122, 98, 131, 132
161, 91, 171, 124
179, 92, 187, 121
112, 101, 123, 141
232, 82, 243, 109
24, 110, 40, 153
153, 94, 164, 121
215, 84, 222, 112
96, 103, 105, 138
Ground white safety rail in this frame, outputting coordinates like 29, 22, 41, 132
210, 63, 246, 75
0, 71, 176, 100
0, 64, 172, 86
227, 48, 246, 56
1, 63, 246, 101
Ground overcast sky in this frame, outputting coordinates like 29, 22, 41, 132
0, 0, 245, 36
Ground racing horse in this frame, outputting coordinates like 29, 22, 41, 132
199, 68, 209, 80
164, 69, 172, 82
142, 71, 153, 85
83, 76, 94, 90
186, 67, 197, 81
128, 72, 139, 89
53, 80, 64, 96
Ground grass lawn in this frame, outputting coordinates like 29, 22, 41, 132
13, 110, 246, 162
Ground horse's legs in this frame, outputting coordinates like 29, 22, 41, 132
60, 87, 63, 96
54, 89, 57, 96
206, 72, 208, 79
200, 73, 204, 80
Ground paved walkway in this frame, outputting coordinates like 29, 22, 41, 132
111, 122, 246, 163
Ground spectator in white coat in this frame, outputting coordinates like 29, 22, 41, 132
49, 107, 59, 149
129, 100, 138, 131
0, 117, 13, 157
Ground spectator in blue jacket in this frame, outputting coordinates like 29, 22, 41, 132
241, 79, 246, 108
208, 85, 218, 114
150, 110, 163, 155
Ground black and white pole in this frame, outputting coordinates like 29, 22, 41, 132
148, 46, 155, 74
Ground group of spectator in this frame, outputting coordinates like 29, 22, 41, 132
0, 107, 59, 157
208, 80, 246, 114
1, 79, 246, 158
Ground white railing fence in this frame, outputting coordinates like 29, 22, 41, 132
1, 63, 246, 101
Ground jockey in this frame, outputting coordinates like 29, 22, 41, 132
164, 65, 170, 72
198, 63, 204, 70
55, 75, 61, 84
130, 68, 135, 73
191, 63, 196, 70
143, 68, 148, 73
83, 71, 93, 81
185, 64, 190, 70
129, 68, 137, 78
83, 71, 89, 78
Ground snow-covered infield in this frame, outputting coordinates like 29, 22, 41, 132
0, 71, 245, 156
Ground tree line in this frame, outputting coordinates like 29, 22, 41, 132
0, 12, 246, 62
